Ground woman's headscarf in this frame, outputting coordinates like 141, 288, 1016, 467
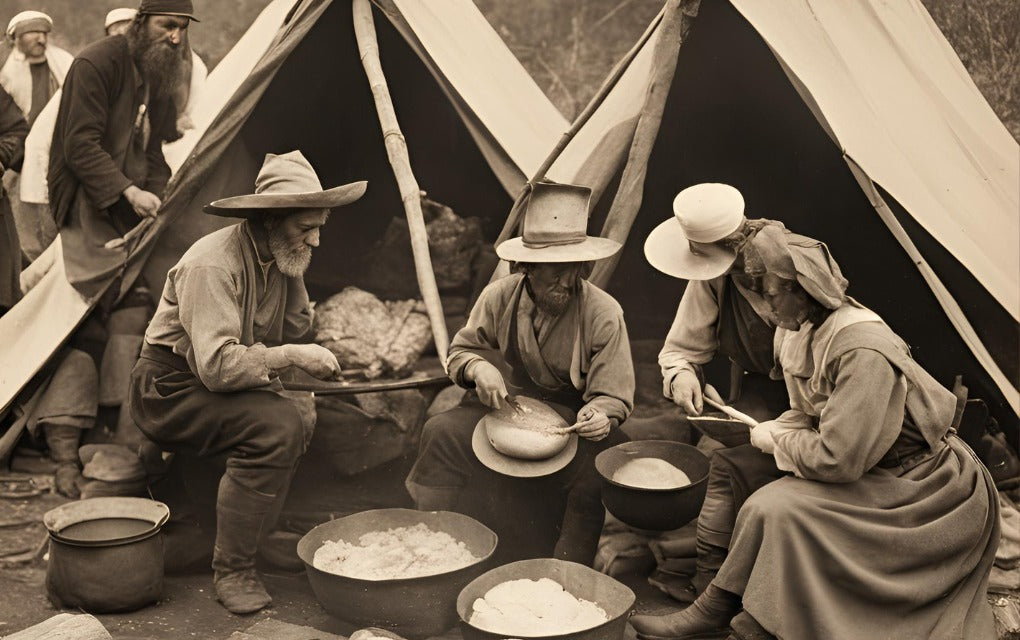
743, 225, 848, 309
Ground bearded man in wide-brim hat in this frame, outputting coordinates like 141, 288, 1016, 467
127, 151, 366, 614
405, 181, 635, 565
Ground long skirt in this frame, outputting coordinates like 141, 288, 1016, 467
715, 436, 999, 639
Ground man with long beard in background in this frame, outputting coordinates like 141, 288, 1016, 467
128, 151, 367, 613
41, 0, 198, 498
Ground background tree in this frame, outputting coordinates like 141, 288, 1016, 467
0, 0, 1015, 139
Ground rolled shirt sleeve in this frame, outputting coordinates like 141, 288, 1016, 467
174, 264, 276, 392
658, 278, 722, 399
772, 349, 905, 483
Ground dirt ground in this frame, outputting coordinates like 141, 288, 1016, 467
0, 476, 677, 639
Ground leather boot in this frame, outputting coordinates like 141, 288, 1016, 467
693, 540, 728, 594
43, 422, 84, 498
256, 464, 303, 573
212, 474, 275, 614
630, 584, 742, 639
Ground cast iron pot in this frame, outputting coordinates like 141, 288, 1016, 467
297, 508, 498, 638
595, 440, 710, 531
43, 497, 170, 612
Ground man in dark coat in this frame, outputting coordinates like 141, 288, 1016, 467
48, 0, 198, 301
0, 84, 27, 314
45, 0, 199, 490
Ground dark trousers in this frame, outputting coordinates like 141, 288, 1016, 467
128, 352, 304, 496
128, 346, 306, 573
406, 394, 628, 565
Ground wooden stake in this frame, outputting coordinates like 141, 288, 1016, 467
492, 4, 667, 249
352, 0, 449, 367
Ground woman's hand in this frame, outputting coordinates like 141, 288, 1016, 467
750, 420, 779, 454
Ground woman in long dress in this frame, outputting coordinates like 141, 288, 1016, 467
631, 227, 1000, 640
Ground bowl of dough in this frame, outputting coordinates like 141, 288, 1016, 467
481, 395, 573, 460
594, 440, 710, 531
297, 508, 498, 637
456, 558, 635, 640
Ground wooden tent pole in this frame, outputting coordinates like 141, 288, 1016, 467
352, 0, 449, 367
493, 5, 667, 248
845, 159, 1020, 417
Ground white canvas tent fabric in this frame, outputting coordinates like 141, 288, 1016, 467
0, 0, 566, 415
519, 0, 1018, 420
730, 0, 1018, 318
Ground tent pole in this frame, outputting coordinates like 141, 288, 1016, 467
591, 0, 698, 287
845, 158, 1020, 417
492, 3, 668, 249
353, 0, 450, 367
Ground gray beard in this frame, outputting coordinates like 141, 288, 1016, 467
535, 289, 573, 317
269, 233, 312, 277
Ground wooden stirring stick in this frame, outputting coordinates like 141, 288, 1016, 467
702, 396, 759, 427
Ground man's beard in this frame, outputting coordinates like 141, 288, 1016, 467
128, 29, 184, 98
534, 286, 574, 317
269, 231, 312, 277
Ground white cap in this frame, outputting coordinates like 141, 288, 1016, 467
643, 183, 745, 281
105, 8, 138, 30
6, 10, 53, 38
673, 183, 745, 243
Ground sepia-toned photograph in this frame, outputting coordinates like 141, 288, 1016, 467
0, 1, 1017, 638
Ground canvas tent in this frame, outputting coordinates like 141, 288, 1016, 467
502, 0, 1019, 433
0, 0, 568, 413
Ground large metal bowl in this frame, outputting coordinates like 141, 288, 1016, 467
297, 508, 498, 638
595, 440, 710, 531
456, 558, 635, 640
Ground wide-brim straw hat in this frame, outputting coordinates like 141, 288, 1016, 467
496, 181, 621, 263
644, 183, 744, 280
471, 418, 578, 478
204, 151, 366, 218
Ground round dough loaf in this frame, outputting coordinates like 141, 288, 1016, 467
612, 457, 691, 489
485, 397, 570, 460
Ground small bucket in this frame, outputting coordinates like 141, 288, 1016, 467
43, 497, 170, 612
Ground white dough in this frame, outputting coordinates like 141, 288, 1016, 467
612, 457, 691, 489
469, 577, 609, 636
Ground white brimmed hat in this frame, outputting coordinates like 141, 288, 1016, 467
644, 183, 745, 280
105, 8, 137, 30
496, 182, 621, 263
204, 151, 367, 217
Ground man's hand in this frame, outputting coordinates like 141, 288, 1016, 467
286, 344, 341, 380
669, 369, 703, 415
468, 360, 509, 409
750, 420, 778, 454
123, 185, 162, 219
570, 405, 611, 441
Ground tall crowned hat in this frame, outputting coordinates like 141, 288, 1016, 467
204, 151, 367, 218
496, 182, 621, 263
